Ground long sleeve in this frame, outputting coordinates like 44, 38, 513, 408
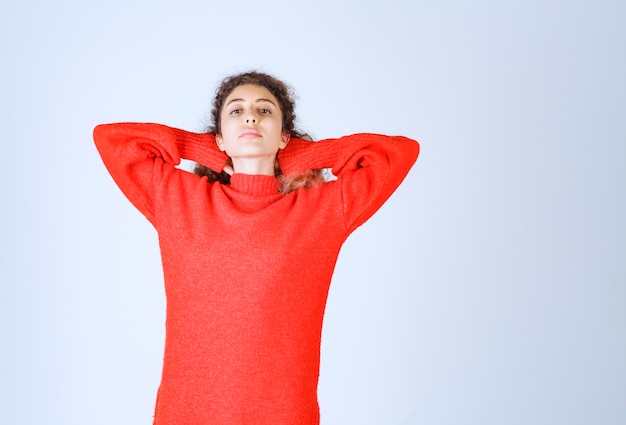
93, 122, 227, 224
278, 133, 419, 234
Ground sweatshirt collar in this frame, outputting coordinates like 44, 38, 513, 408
229, 173, 280, 196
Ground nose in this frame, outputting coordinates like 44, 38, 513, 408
245, 111, 257, 124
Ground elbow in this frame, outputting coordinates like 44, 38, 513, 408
93, 124, 111, 148
396, 135, 420, 165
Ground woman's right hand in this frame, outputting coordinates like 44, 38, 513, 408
222, 161, 234, 176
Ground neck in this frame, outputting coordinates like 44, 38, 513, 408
231, 157, 277, 176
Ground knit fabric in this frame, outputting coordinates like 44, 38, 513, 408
94, 123, 419, 424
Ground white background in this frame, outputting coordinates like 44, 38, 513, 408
1, 1, 624, 424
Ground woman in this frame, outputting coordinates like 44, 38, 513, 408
94, 71, 420, 424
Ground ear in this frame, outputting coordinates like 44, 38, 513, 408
279, 132, 290, 149
216, 134, 225, 151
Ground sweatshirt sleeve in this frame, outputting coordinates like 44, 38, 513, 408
93, 122, 227, 224
278, 133, 420, 234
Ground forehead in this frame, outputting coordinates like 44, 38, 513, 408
225, 84, 278, 104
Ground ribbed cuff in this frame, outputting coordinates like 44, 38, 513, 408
171, 128, 228, 171
278, 138, 341, 175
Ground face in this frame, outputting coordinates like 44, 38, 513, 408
216, 84, 289, 170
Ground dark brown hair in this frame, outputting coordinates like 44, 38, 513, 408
194, 71, 324, 192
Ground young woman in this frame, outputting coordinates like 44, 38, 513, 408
94, 71, 420, 425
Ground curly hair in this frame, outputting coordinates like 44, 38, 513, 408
194, 71, 324, 192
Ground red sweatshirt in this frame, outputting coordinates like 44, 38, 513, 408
94, 123, 419, 424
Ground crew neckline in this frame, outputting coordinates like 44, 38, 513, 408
228, 173, 281, 196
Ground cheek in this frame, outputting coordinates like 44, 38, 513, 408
218, 117, 227, 133
219, 113, 233, 133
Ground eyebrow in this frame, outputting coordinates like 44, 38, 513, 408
225, 97, 277, 107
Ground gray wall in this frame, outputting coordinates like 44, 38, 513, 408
2, 0, 624, 424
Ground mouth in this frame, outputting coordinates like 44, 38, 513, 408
240, 129, 262, 138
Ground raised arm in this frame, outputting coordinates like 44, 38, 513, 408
278, 133, 419, 234
93, 122, 226, 224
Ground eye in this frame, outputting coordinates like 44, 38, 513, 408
229, 109, 241, 115
259, 108, 271, 114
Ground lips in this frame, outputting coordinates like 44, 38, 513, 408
240, 129, 261, 138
